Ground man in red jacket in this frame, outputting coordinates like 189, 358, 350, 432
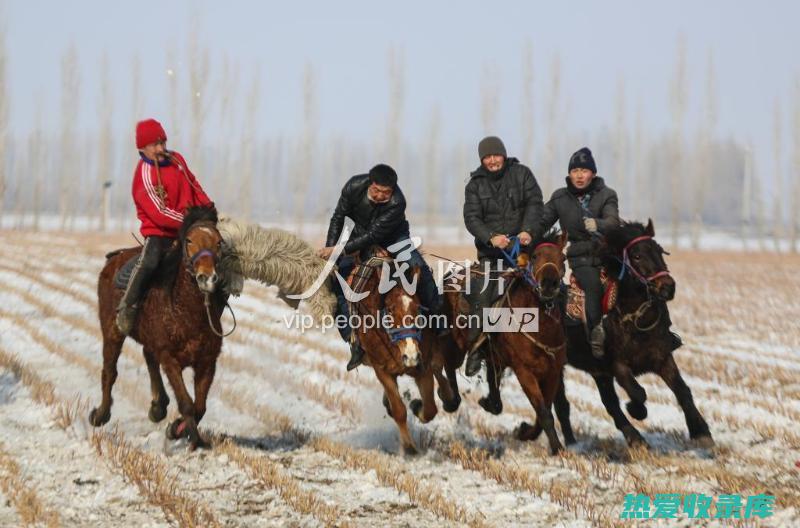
116, 118, 214, 335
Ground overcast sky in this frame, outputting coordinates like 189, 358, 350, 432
4, 0, 799, 177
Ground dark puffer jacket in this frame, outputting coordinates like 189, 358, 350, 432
463, 158, 544, 259
539, 176, 620, 267
326, 174, 411, 255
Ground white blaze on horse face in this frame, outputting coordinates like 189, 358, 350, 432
399, 338, 420, 368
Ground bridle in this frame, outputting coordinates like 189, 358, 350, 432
616, 235, 671, 286
183, 223, 237, 338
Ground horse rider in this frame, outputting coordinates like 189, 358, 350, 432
462, 136, 544, 376
318, 164, 442, 371
538, 147, 620, 358
115, 118, 215, 335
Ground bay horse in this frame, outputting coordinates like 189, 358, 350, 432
347, 247, 459, 455
439, 230, 570, 454
554, 219, 714, 449
90, 206, 228, 450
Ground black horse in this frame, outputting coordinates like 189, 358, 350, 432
489, 219, 713, 449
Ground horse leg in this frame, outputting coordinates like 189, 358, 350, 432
657, 355, 714, 447
612, 360, 648, 420
374, 368, 417, 455
89, 337, 124, 426
160, 360, 201, 450
593, 374, 647, 448
433, 367, 460, 413
553, 371, 577, 445
410, 370, 438, 423
190, 361, 217, 449
514, 368, 563, 454
478, 357, 503, 415
143, 347, 169, 423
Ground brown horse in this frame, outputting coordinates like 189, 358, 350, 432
90, 206, 228, 449
440, 230, 570, 454
347, 248, 459, 455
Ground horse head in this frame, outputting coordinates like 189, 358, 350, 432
179, 206, 223, 294
526, 229, 568, 302
604, 219, 675, 301
370, 247, 424, 369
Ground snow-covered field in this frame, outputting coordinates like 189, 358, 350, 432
0, 230, 798, 527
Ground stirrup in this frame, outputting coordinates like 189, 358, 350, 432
346, 341, 365, 371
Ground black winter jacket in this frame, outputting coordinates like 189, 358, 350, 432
463, 158, 544, 259
539, 176, 620, 268
325, 174, 411, 255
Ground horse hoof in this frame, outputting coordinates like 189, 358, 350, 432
442, 395, 461, 413
692, 435, 715, 449
517, 421, 543, 442
166, 419, 184, 440
148, 403, 168, 423
402, 444, 419, 456
410, 399, 423, 419
564, 434, 577, 446
88, 408, 110, 427
550, 443, 565, 456
478, 396, 503, 415
626, 400, 648, 420
626, 434, 649, 449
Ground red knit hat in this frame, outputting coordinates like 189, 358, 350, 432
135, 119, 167, 149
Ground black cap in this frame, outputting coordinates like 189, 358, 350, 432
568, 147, 597, 174
478, 136, 507, 160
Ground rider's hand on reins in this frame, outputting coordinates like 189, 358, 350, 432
490, 234, 511, 249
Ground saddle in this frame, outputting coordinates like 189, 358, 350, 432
106, 249, 142, 290
565, 268, 618, 325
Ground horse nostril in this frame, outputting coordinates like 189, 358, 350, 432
197, 273, 208, 283
209, 272, 218, 284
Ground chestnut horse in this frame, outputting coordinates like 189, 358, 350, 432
439, 230, 570, 454
554, 220, 713, 448
347, 248, 459, 455
90, 206, 228, 449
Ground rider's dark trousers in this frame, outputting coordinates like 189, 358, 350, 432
571, 264, 603, 331
119, 236, 173, 309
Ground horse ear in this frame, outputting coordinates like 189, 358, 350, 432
559, 230, 568, 248
645, 218, 655, 237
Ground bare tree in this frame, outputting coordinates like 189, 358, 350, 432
385, 47, 405, 165
0, 14, 7, 225
188, 30, 211, 179
612, 76, 628, 216
538, 54, 562, 198
791, 77, 800, 253
631, 100, 645, 220
30, 98, 44, 231
668, 35, 688, 247
480, 63, 500, 133
59, 43, 80, 230
96, 53, 113, 231
214, 54, 240, 211
772, 99, 784, 252
293, 63, 317, 232
238, 69, 259, 221
424, 105, 442, 240
691, 50, 717, 249
520, 41, 535, 167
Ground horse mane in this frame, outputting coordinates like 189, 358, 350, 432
216, 215, 337, 324
533, 228, 562, 247
179, 205, 218, 241
600, 221, 649, 276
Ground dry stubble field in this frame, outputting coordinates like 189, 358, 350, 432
0, 230, 798, 527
